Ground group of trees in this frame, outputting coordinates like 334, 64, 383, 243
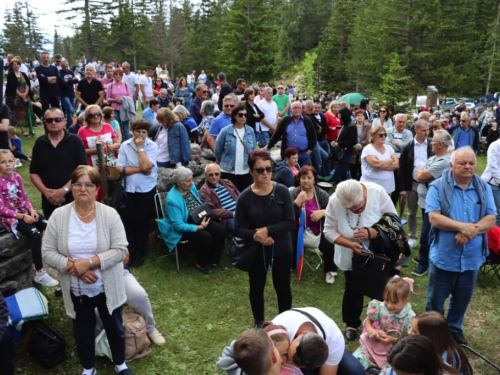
2, 0, 500, 102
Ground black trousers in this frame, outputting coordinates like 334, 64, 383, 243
181, 220, 225, 266
123, 187, 155, 263
390, 170, 401, 207
342, 270, 364, 329
0, 328, 14, 375
248, 250, 292, 321
220, 172, 253, 193
71, 293, 125, 369
16, 213, 47, 270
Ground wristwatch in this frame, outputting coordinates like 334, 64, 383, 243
137, 148, 145, 153
63, 186, 70, 194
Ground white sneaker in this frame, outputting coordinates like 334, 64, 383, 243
14, 158, 22, 168
34, 270, 59, 287
408, 239, 418, 248
148, 328, 166, 346
325, 271, 336, 284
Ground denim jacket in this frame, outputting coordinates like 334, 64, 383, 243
214, 124, 256, 172
154, 121, 192, 165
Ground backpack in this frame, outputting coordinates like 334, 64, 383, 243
487, 225, 500, 255
27, 320, 66, 368
122, 313, 152, 361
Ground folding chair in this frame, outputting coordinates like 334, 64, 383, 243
478, 250, 500, 288
154, 191, 185, 273
304, 248, 323, 271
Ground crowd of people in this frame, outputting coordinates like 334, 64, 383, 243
1, 52, 500, 374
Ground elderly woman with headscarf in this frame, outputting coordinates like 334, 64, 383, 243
152, 107, 191, 168
324, 180, 397, 342
159, 167, 225, 274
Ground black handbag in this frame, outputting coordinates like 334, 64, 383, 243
111, 167, 127, 215
351, 252, 392, 301
27, 320, 66, 368
330, 147, 345, 161
227, 237, 259, 271
188, 202, 212, 225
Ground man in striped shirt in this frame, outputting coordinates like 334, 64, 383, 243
199, 163, 240, 231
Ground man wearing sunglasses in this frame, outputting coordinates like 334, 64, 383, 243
199, 163, 240, 231
399, 119, 433, 251
30, 108, 88, 218
207, 94, 237, 151
272, 307, 365, 375
190, 84, 209, 125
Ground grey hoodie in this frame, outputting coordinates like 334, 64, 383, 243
216, 340, 245, 375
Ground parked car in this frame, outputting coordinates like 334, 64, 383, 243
440, 98, 458, 110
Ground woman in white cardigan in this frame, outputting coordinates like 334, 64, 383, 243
42, 166, 133, 375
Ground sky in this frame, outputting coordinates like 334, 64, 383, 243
1, 0, 76, 47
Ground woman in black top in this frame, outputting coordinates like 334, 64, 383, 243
5, 56, 32, 137
243, 87, 265, 131
330, 106, 357, 183
233, 150, 295, 328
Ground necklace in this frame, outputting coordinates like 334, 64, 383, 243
73, 203, 95, 219
346, 210, 362, 231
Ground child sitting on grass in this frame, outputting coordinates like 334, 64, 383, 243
8, 126, 31, 162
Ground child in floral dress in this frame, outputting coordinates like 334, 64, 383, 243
353, 276, 415, 374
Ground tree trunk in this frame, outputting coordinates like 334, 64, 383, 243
84, 0, 93, 60
486, 3, 500, 95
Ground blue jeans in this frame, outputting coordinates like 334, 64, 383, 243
256, 131, 270, 148
114, 110, 130, 141
332, 153, 352, 183
318, 139, 331, 175
417, 210, 430, 270
312, 143, 328, 176
425, 262, 478, 333
489, 183, 500, 226
61, 96, 74, 128
298, 150, 311, 166
157, 161, 176, 168
300, 349, 365, 375
225, 217, 234, 232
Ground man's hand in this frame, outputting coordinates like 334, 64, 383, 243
45, 188, 67, 206
455, 232, 469, 247
460, 223, 479, 239
400, 191, 409, 198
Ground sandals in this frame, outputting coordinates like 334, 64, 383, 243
22, 130, 29, 137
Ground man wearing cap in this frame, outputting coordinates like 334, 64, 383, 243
272, 307, 365, 375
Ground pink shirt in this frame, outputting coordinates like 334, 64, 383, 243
107, 81, 132, 110
0, 172, 33, 233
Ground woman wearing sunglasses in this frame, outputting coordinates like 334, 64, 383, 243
234, 150, 295, 328
372, 105, 392, 129
360, 126, 399, 194
214, 104, 257, 192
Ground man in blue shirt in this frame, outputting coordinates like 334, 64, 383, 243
425, 146, 496, 346
207, 94, 236, 151
448, 112, 479, 153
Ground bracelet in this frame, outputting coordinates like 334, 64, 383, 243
88, 257, 94, 270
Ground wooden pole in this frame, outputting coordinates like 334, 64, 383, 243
96, 143, 110, 205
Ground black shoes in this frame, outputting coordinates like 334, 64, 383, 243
194, 263, 209, 274
344, 329, 357, 341
253, 320, 264, 328
211, 264, 224, 271
452, 331, 468, 346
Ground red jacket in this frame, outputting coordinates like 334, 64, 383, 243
199, 179, 240, 228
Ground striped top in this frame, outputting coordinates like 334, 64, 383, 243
214, 184, 237, 212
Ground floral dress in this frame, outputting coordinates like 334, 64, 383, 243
9, 74, 32, 130
0, 172, 33, 236
353, 299, 415, 374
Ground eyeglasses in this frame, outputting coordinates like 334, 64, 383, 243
224, 104, 235, 108
114, 73, 123, 76
208, 172, 220, 177
377, 133, 387, 138
379, 110, 387, 113
237, 113, 247, 118
252, 166, 272, 174
45, 117, 64, 123
71, 182, 96, 189
89, 112, 101, 117
278, 87, 284, 90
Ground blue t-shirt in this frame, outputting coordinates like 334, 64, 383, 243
456, 127, 470, 149
208, 113, 231, 137
10, 137, 22, 152
426, 179, 496, 272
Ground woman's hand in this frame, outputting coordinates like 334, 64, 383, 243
22, 214, 35, 224
68, 258, 91, 276
80, 270, 98, 284
331, 141, 338, 148
310, 210, 325, 222
262, 236, 275, 246
352, 227, 376, 241
198, 217, 210, 231
134, 136, 144, 149
253, 227, 269, 243
30, 210, 39, 222
294, 191, 308, 207
348, 240, 369, 257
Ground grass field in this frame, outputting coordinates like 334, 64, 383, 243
11, 127, 500, 375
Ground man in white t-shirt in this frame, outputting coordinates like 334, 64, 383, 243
272, 307, 365, 375
121, 61, 139, 104
256, 87, 278, 148
139, 66, 154, 109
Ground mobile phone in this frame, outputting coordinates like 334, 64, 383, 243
357, 238, 373, 254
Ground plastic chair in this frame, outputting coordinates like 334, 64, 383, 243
478, 250, 500, 288
154, 191, 185, 273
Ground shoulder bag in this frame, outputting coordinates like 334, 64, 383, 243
360, 329, 401, 368
27, 320, 66, 368
302, 188, 321, 250
188, 202, 212, 225
111, 167, 127, 215
352, 250, 392, 302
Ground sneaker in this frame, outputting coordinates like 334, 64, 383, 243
325, 272, 336, 284
115, 368, 134, 375
14, 158, 22, 168
408, 239, 418, 248
411, 266, 428, 277
34, 270, 59, 287
411, 258, 419, 265
81, 368, 96, 375
148, 328, 166, 346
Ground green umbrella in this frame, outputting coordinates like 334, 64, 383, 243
339, 93, 367, 106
